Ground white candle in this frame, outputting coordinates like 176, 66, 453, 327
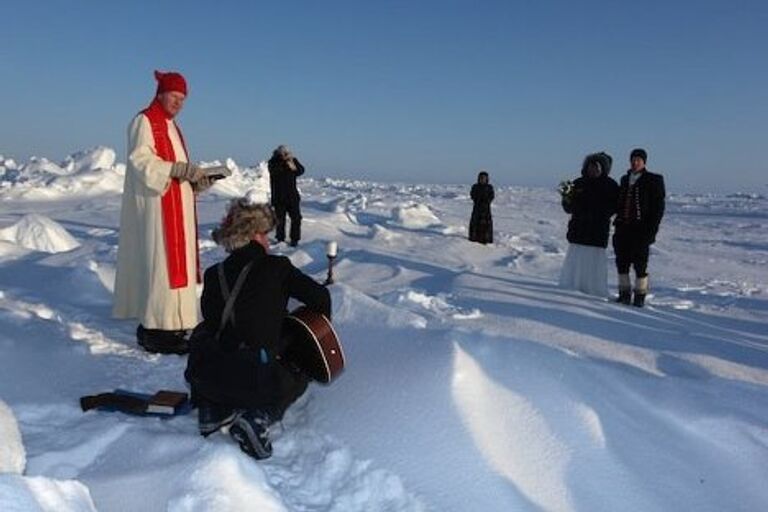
326, 241, 338, 258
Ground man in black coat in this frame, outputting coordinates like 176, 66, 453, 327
612, 148, 666, 307
268, 145, 305, 247
185, 199, 331, 459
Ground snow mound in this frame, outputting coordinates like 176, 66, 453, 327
0, 399, 25, 474
452, 343, 573, 512
0, 215, 80, 253
168, 431, 426, 512
371, 224, 402, 242
396, 290, 482, 320
168, 448, 286, 512
332, 284, 427, 329
392, 203, 442, 229
0, 474, 97, 512
61, 147, 117, 175
202, 159, 270, 199
0, 147, 124, 199
320, 193, 368, 214
244, 187, 269, 205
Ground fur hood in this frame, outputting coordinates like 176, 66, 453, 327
211, 199, 276, 252
581, 152, 613, 177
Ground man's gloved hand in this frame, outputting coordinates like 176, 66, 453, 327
193, 175, 214, 194
170, 162, 206, 183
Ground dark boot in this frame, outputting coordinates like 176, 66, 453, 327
633, 276, 649, 308
137, 325, 189, 354
229, 410, 273, 460
616, 290, 631, 305
616, 274, 632, 304
197, 397, 238, 437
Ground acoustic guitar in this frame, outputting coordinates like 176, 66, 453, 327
280, 306, 345, 384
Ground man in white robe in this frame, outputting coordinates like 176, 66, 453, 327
113, 70, 211, 354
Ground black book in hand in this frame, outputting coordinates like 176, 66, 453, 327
201, 165, 232, 181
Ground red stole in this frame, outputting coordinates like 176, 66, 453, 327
141, 99, 200, 289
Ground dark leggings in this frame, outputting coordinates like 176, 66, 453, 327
274, 202, 302, 243
613, 229, 650, 277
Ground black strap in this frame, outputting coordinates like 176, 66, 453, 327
218, 263, 232, 324
216, 262, 253, 341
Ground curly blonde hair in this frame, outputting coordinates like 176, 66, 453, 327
211, 198, 276, 252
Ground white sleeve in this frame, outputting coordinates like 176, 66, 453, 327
127, 115, 173, 194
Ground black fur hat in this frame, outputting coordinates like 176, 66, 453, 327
212, 198, 276, 252
630, 148, 647, 163
582, 152, 613, 177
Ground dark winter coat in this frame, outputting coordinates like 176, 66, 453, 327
469, 183, 494, 243
269, 156, 305, 206
562, 175, 619, 248
185, 242, 330, 415
614, 169, 666, 245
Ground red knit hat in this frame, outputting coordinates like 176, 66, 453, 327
154, 70, 188, 96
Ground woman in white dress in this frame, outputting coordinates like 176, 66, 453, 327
559, 152, 619, 297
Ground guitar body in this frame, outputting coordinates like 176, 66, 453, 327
281, 306, 345, 384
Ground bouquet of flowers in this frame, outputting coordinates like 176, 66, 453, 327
558, 180, 575, 199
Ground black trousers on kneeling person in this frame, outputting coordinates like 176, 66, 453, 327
185, 241, 330, 423
186, 336, 309, 422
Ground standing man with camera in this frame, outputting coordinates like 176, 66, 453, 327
268, 145, 305, 247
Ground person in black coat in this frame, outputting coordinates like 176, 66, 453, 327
612, 148, 666, 307
268, 145, 305, 246
558, 152, 619, 296
185, 198, 331, 459
469, 171, 494, 244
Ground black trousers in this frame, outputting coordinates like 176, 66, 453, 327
613, 227, 650, 278
274, 202, 302, 243
187, 342, 309, 422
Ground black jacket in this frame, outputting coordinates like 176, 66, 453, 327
470, 183, 494, 209
186, 242, 330, 411
614, 169, 666, 244
562, 175, 619, 248
201, 242, 330, 352
469, 182, 494, 243
269, 156, 305, 206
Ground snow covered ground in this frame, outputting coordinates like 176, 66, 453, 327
1, 148, 767, 511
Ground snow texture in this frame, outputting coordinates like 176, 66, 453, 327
0, 399, 25, 474
0, 148, 767, 511
0, 474, 97, 512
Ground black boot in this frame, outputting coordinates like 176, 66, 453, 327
197, 396, 238, 437
616, 274, 632, 305
230, 410, 273, 460
616, 289, 631, 305
137, 325, 189, 354
633, 276, 649, 308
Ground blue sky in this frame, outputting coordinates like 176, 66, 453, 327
1, 0, 766, 192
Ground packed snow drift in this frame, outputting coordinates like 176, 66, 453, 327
1, 148, 767, 511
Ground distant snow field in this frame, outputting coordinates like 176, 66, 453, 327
1, 148, 767, 511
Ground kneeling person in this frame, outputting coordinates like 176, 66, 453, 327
185, 198, 331, 459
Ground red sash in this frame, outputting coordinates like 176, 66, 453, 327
141, 99, 200, 289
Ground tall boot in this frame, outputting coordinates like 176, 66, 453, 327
616, 274, 631, 304
633, 276, 648, 307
